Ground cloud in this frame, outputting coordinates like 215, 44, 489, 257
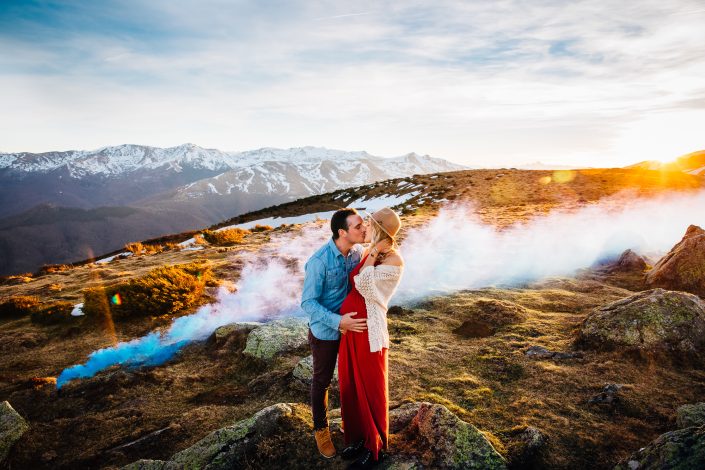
1, 0, 704, 165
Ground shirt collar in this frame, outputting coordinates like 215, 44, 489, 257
328, 237, 347, 258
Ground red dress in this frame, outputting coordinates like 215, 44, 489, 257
338, 255, 388, 460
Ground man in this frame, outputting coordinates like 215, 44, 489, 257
301, 208, 368, 458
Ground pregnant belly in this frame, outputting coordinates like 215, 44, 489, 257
339, 291, 367, 318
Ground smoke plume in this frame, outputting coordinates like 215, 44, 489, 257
57, 189, 705, 387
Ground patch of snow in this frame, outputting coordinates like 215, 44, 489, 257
96, 252, 132, 264
182, 245, 205, 251
71, 303, 85, 317
223, 211, 336, 230
687, 165, 705, 175
347, 192, 420, 211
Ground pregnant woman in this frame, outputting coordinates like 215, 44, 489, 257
338, 207, 404, 469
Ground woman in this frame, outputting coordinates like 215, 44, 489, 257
338, 207, 404, 469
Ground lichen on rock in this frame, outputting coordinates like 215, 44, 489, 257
577, 289, 705, 358
0, 401, 30, 464
242, 317, 309, 360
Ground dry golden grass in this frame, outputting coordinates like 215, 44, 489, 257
0, 168, 703, 469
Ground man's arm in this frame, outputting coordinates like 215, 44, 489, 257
301, 257, 342, 331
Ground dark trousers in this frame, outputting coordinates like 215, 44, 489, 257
309, 329, 340, 430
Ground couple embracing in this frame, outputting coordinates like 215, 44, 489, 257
301, 207, 404, 469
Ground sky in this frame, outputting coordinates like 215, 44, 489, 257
1, 0, 704, 167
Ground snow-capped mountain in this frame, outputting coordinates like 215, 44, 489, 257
0, 143, 237, 177
174, 149, 463, 200
0, 144, 465, 219
0, 144, 465, 275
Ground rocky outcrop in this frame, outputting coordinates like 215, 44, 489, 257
0, 401, 29, 464
604, 249, 649, 272
242, 317, 309, 360
576, 289, 705, 358
676, 402, 705, 429
614, 425, 705, 470
391, 402, 507, 469
645, 225, 705, 297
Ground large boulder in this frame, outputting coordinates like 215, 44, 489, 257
576, 289, 705, 358
391, 402, 507, 469
646, 225, 705, 297
0, 401, 30, 464
603, 249, 649, 273
614, 425, 705, 470
243, 317, 309, 360
677, 403, 705, 429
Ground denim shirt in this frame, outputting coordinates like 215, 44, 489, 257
301, 238, 362, 340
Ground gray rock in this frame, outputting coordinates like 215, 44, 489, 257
243, 317, 309, 360
525, 346, 554, 359
577, 289, 705, 358
0, 401, 30, 464
525, 345, 582, 360
212, 322, 261, 341
676, 402, 705, 429
614, 424, 705, 470
292, 354, 338, 386
588, 383, 623, 405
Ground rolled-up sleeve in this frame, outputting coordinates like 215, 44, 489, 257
301, 257, 342, 331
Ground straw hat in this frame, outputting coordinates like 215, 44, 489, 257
366, 207, 401, 241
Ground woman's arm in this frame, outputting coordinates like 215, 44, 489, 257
363, 239, 392, 268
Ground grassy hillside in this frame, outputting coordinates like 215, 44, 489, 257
0, 167, 703, 469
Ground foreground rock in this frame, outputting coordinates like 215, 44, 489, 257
0, 401, 30, 464
646, 224, 705, 297
676, 402, 705, 429
614, 425, 705, 470
576, 289, 705, 358
243, 317, 309, 360
124, 401, 506, 469
391, 402, 507, 469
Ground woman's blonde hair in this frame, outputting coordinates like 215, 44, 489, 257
368, 218, 397, 250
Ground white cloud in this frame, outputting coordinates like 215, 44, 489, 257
1, 0, 703, 166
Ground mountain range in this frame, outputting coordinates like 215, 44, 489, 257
0, 144, 465, 275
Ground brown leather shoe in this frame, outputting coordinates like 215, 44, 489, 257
314, 427, 337, 458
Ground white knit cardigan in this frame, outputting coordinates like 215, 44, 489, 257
353, 264, 403, 352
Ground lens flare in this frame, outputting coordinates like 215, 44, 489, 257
552, 170, 576, 183
111, 293, 122, 305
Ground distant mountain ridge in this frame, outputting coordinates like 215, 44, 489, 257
0, 144, 465, 275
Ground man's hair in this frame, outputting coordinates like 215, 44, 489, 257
331, 208, 358, 240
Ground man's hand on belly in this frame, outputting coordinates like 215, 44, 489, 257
339, 312, 367, 334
